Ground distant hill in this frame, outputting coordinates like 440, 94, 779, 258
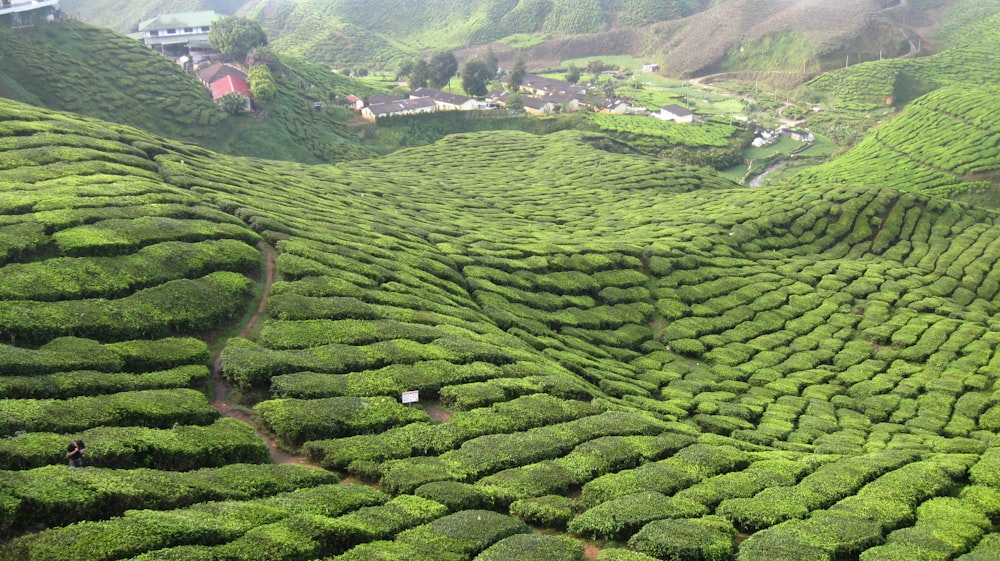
0, 21, 381, 163
59, 0, 249, 32
805, 9, 1000, 111
239, 0, 713, 70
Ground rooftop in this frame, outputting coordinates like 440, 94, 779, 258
138, 11, 220, 32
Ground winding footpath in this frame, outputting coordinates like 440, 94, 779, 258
207, 241, 317, 466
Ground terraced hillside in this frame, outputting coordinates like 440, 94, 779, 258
240, 0, 712, 69
792, 86, 1000, 201
0, 21, 379, 164
805, 9, 1000, 111
5, 97, 1000, 561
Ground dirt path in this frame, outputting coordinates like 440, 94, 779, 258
207, 242, 319, 467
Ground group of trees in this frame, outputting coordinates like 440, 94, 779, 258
208, 16, 269, 115
401, 49, 529, 99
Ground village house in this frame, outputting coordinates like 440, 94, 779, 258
196, 63, 246, 88
601, 99, 633, 115
411, 88, 479, 111
544, 92, 582, 112
361, 97, 437, 121
345, 94, 365, 110
642, 63, 660, 72
368, 94, 401, 106
656, 104, 695, 123
0, 0, 60, 27
133, 11, 220, 56
519, 74, 588, 98
522, 96, 557, 115
209, 74, 252, 112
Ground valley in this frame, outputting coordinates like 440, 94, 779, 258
0, 1, 999, 560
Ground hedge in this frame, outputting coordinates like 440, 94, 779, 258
579, 444, 749, 508
628, 515, 736, 561
0, 365, 210, 399
51, 216, 257, 257
568, 491, 709, 540
0, 272, 253, 344
0, 239, 259, 301
379, 412, 669, 494
0, 463, 337, 533
473, 532, 584, 561
0, 388, 218, 435
254, 396, 430, 446
414, 481, 497, 512
395, 510, 529, 559
269, 361, 505, 400
0, 337, 208, 377
2, 484, 386, 561
0, 418, 269, 471
304, 395, 600, 472
509, 495, 576, 530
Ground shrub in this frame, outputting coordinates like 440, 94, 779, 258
396, 510, 530, 558
509, 495, 576, 530
474, 532, 584, 561
568, 491, 709, 540
254, 396, 430, 446
628, 516, 736, 561
414, 481, 497, 512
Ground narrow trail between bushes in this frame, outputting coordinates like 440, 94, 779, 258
207, 241, 318, 467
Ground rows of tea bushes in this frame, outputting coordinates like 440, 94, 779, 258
793, 86, 1000, 194
806, 11, 1000, 111
586, 113, 738, 148
5, 96, 1000, 560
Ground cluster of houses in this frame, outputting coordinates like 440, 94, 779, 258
350, 73, 698, 123
751, 125, 815, 148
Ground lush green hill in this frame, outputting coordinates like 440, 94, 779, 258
59, 0, 248, 33
791, 86, 1000, 202
805, 9, 1000, 111
4, 96, 1000, 561
0, 21, 382, 163
239, 0, 711, 70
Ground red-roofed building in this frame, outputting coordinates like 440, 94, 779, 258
210, 74, 252, 112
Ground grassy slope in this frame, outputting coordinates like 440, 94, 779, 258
240, 0, 711, 70
805, 9, 1000, 111
0, 21, 383, 164
4, 94, 1000, 559
791, 86, 1000, 200
59, 0, 249, 33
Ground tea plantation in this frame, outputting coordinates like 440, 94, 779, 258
4, 92, 1000, 561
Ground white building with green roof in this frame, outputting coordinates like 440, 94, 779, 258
135, 10, 220, 53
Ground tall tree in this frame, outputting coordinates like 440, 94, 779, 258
565, 62, 580, 84
461, 58, 493, 98
248, 65, 277, 105
508, 55, 526, 92
409, 58, 429, 89
208, 16, 267, 62
427, 51, 458, 89
484, 47, 499, 79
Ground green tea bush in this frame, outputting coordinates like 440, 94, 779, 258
395, 510, 529, 559
628, 515, 735, 561
0, 418, 268, 471
0, 388, 218, 435
0, 463, 337, 533
0, 365, 209, 399
509, 495, 576, 530
474, 532, 584, 561
569, 491, 709, 540
414, 481, 497, 512
254, 396, 430, 446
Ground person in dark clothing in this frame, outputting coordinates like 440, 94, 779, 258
67, 439, 85, 467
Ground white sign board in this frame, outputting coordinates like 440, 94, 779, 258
401, 390, 420, 404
